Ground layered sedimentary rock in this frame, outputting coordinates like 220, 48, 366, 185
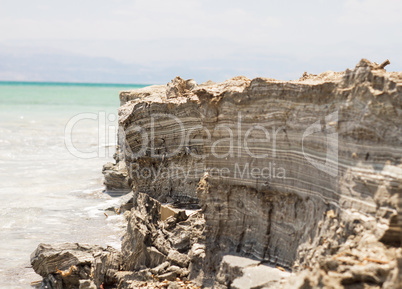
112, 60, 402, 287
117, 81, 203, 204
31, 243, 121, 289
102, 151, 132, 195
31, 196, 205, 289
195, 62, 401, 270
33, 60, 402, 288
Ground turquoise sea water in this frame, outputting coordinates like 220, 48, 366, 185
0, 81, 145, 106
0, 81, 148, 288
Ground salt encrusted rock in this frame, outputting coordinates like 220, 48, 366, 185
114, 59, 401, 288
102, 155, 131, 195
150, 261, 170, 275
167, 250, 190, 268
282, 246, 402, 289
121, 191, 205, 280
119, 84, 167, 106
32, 59, 402, 288
30, 243, 121, 289
166, 76, 197, 99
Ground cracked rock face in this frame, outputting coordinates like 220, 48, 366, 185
30, 243, 121, 289
102, 148, 132, 195
121, 191, 205, 279
33, 60, 401, 288
114, 60, 401, 287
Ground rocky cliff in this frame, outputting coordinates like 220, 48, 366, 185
32, 59, 402, 289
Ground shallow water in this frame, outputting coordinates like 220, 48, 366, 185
0, 82, 146, 288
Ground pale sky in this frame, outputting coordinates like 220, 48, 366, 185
0, 0, 401, 83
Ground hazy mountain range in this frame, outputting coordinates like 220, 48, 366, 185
0, 43, 356, 85
0, 43, 400, 85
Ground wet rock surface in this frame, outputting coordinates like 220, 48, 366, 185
32, 60, 402, 288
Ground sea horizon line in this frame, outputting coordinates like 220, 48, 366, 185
0, 80, 152, 87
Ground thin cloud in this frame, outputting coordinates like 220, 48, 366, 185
0, 0, 401, 83
339, 0, 402, 25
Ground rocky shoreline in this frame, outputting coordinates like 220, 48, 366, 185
31, 59, 401, 288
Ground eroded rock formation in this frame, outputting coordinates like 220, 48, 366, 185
31, 243, 121, 289
32, 60, 402, 288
